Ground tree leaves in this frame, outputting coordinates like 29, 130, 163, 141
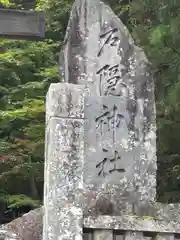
0, 0, 11, 7
130, 0, 180, 202
0, 0, 59, 222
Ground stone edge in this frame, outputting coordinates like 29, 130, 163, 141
83, 215, 180, 233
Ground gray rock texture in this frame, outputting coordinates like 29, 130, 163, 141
62, 0, 157, 204
0, 208, 42, 240
44, 84, 85, 239
44, 0, 157, 239
0, 9, 45, 40
1, 0, 180, 240
1, 204, 180, 239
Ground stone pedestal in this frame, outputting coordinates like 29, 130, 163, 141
43, 83, 85, 240
43, 0, 157, 239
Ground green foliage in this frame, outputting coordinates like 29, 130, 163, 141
6, 194, 40, 210
0, 0, 60, 222
0, 0, 12, 6
129, 0, 180, 202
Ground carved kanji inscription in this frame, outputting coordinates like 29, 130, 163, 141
96, 148, 125, 177
95, 104, 125, 142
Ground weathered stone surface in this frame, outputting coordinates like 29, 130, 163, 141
60, 0, 156, 207
0, 208, 42, 240
133, 202, 180, 222
43, 79, 180, 237
44, 0, 157, 239
124, 231, 144, 240
0, 229, 19, 240
155, 234, 175, 240
84, 214, 180, 233
2, 0, 180, 240
2, 203, 180, 239
44, 84, 84, 239
46, 83, 86, 121
0, 9, 45, 40
93, 229, 113, 240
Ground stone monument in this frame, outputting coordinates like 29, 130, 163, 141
44, 0, 156, 239
1, 0, 180, 239
63, 0, 156, 205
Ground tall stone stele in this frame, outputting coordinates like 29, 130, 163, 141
43, 0, 156, 239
